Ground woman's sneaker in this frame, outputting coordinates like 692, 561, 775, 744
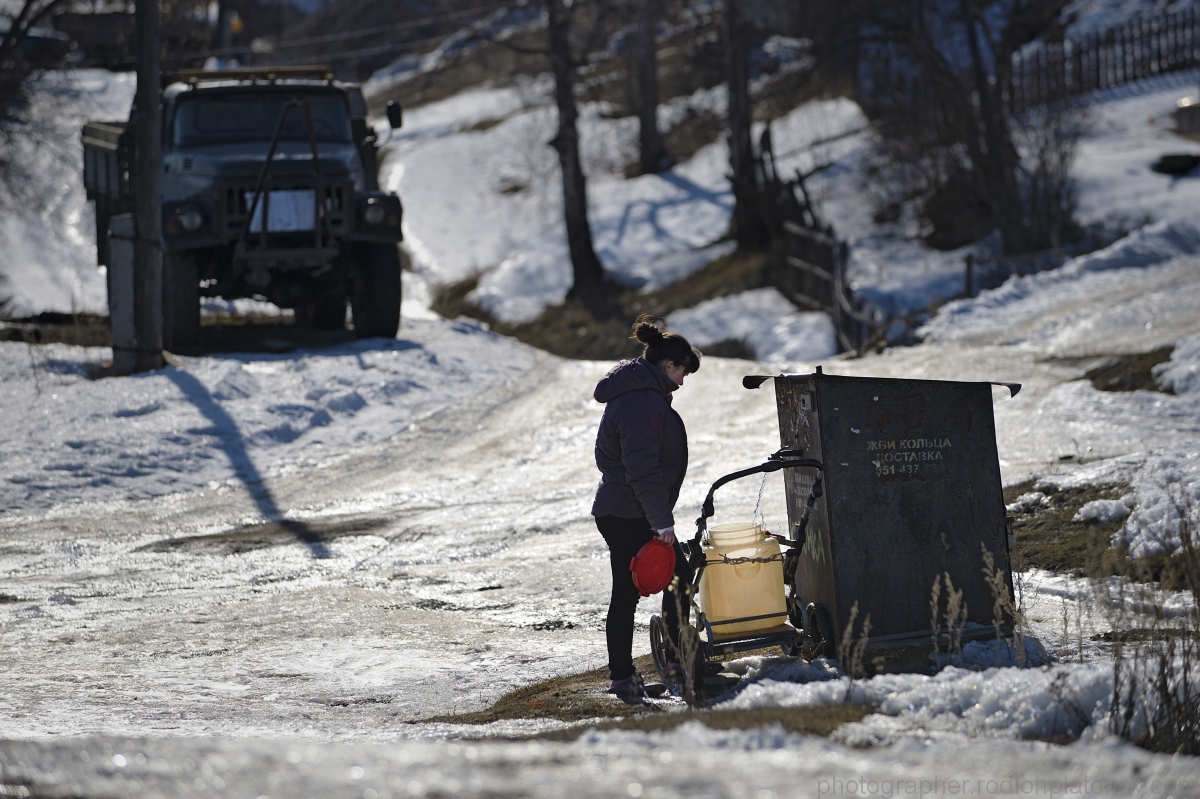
608, 673, 667, 699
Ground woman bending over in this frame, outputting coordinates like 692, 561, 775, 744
591, 316, 701, 699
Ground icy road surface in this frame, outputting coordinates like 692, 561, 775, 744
4, 232, 1200, 795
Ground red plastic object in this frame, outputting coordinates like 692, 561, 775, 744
630, 538, 676, 597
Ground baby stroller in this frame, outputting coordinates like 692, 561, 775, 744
648, 449, 835, 702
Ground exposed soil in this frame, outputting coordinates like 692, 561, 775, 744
425, 653, 876, 739
425, 655, 667, 726
540, 703, 876, 741
1082, 347, 1174, 393
0, 313, 110, 347
1004, 480, 1195, 590
431, 247, 780, 361
1004, 480, 1128, 577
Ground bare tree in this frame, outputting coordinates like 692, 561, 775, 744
632, 0, 665, 175
855, 0, 1079, 255
546, 0, 608, 305
0, 0, 71, 202
723, 0, 769, 249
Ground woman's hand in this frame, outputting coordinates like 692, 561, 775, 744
656, 526, 676, 545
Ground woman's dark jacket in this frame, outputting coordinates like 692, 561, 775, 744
591, 358, 688, 530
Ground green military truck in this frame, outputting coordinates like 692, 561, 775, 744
82, 66, 404, 348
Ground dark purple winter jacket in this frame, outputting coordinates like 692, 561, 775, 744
591, 357, 688, 530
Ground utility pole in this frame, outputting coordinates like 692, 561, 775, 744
133, 0, 164, 371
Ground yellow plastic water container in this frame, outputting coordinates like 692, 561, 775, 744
698, 522, 788, 635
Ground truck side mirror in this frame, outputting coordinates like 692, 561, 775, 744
386, 101, 403, 130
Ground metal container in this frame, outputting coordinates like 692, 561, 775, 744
749, 369, 1016, 648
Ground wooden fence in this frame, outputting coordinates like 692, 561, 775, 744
753, 128, 879, 354
1010, 7, 1200, 112
778, 222, 876, 353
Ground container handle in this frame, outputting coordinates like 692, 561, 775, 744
689, 451, 823, 569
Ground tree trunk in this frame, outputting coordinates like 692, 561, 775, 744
546, 0, 607, 303
960, 0, 1030, 254
634, 0, 666, 175
133, 0, 164, 370
724, 0, 768, 248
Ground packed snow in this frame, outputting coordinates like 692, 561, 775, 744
666, 288, 838, 362
0, 318, 535, 511
923, 216, 1200, 561
0, 70, 134, 316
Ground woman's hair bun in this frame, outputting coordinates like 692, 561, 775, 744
631, 317, 665, 345
629, 313, 701, 375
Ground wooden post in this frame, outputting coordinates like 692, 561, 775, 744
133, 0, 164, 371
107, 215, 137, 376
965, 254, 975, 298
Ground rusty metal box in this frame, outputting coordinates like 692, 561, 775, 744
761, 370, 1013, 647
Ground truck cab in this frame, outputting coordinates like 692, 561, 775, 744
83, 66, 404, 347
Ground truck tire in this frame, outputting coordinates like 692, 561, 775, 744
163, 251, 200, 350
350, 243, 401, 339
295, 287, 347, 330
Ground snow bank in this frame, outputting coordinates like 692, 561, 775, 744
722, 661, 1109, 742
1112, 453, 1200, 558
1032, 333, 1200, 556
1153, 331, 1200, 395
0, 318, 536, 512
0, 70, 135, 316
385, 90, 867, 325
1074, 498, 1130, 523
1034, 449, 1200, 560
921, 220, 1200, 347
666, 288, 838, 362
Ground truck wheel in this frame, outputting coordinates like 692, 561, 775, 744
163, 252, 200, 350
295, 288, 347, 330
350, 243, 401, 339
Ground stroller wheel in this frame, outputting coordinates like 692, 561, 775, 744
781, 627, 802, 658
649, 614, 670, 679
804, 602, 836, 660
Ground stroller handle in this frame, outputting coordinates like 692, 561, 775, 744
689, 450, 824, 557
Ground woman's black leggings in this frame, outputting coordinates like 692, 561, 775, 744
595, 514, 693, 681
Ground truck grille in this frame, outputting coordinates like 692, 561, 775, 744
223, 184, 348, 233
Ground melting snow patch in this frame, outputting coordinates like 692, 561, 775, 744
1073, 499, 1130, 524
1153, 331, 1200, 395
921, 220, 1200, 347
721, 660, 1110, 743
1006, 492, 1050, 515
666, 288, 837, 362
1038, 451, 1200, 559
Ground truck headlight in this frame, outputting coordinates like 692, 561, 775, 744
364, 203, 385, 226
179, 209, 203, 232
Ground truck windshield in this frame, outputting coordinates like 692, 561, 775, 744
173, 93, 352, 146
